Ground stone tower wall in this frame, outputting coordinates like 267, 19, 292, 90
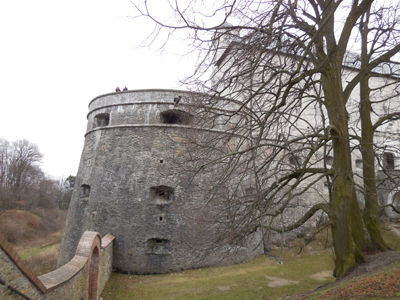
58, 89, 263, 274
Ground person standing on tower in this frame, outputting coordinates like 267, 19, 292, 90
115, 86, 121, 92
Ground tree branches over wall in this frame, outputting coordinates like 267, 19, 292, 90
134, 0, 400, 277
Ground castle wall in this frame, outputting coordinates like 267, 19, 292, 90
0, 234, 43, 299
0, 231, 114, 300
58, 89, 263, 274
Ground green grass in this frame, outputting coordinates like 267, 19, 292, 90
18, 243, 57, 259
101, 250, 335, 300
101, 224, 400, 300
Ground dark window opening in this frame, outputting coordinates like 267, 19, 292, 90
160, 110, 192, 125
158, 214, 165, 222
326, 156, 334, 166
383, 152, 395, 170
150, 185, 174, 204
160, 160, 163, 163
146, 238, 170, 255
81, 184, 90, 197
95, 113, 110, 127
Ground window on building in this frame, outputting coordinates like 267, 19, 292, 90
355, 159, 363, 169
383, 152, 395, 170
160, 110, 192, 125
326, 156, 334, 166
81, 184, 91, 198
146, 238, 171, 255
94, 113, 110, 127
150, 185, 174, 204
158, 214, 165, 223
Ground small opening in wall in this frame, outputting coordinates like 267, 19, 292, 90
158, 214, 165, 222
94, 113, 110, 127
326, 156, 334, 166
324, 182, 329, 188
150, 186, 174, 204
160, 159, 164, 163
81, 184, 90, 197
355, 159, 363, 169
383, 152, 395, 170
146, 238, 171, 255
160, 110, 192, 125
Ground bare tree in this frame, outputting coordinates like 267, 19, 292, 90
355, 4, 400, 251
0, 138, 45, 209
133, 0, 400, 277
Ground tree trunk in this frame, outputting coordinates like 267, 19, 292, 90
358, 14, 389, 252
322, 68, 365, 278
359, 75, 389, 252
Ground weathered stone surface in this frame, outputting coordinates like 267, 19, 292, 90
58, 89, 263, 274
1, 231, 114, 300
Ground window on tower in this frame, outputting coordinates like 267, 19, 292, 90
94, 113, 110, 127
160, 110, 192, 125
150, 185, 174, 205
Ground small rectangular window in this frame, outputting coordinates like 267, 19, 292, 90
81, 184, 90, 198
383, 152, 395, 170
95, 113, 110, 127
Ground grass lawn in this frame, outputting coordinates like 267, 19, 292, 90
101, 223, 400, 300
101, 248, 335, 300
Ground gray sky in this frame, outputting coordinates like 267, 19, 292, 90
0, 0, 194, 178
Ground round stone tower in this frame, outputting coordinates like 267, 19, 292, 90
57, 89, 263, 274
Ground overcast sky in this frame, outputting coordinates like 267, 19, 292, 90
0, 0, 196, 179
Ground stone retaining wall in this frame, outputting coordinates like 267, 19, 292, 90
0, 231, 114, 300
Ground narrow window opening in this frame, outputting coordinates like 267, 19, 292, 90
383, 152, 395, 170
94, 113, 110, 127
326, 156, 334, 166
158, 214, 165, 223
81, 184, 91, 197
355, 159, 363, 169
160, 159, 164, 163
